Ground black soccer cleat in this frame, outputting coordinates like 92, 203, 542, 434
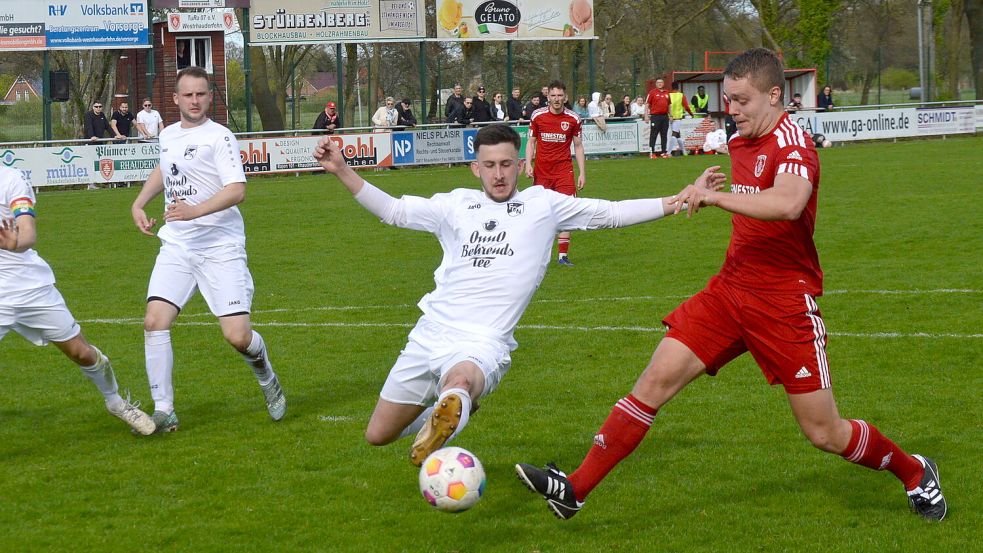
515, 462, 584, 520
907, 454, 947, 521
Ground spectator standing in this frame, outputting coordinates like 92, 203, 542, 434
668, 82, 694, 155
447, 96, 474, 126
490, 92, 508, 121
600, 94, 616, 118
110, 102, 135, 143
445, 83, 465, 120
574, 96, 589, 118
691, 85, 710, 117
787, 93, 804, 113
631, 96, 647, 118
136, 98, 164, 140
522, 95, 541, 121
84, 101, 110, 141
817, 86, 834, 111
397, 98, 417, 127
313, 101, 342, 133
536, 86, 549, 107
587, 92, 607, 132
614, 95, 632, 118
471, 86, 493, 123
645, 78, 670, 157
372, 97, 399, 129
507, 88, 524, 121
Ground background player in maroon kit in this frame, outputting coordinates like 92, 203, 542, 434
516, 48, 946, 522
525, 80, 586, 266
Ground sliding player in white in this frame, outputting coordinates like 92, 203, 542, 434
0, 166, 154, 434
314, 124, 723, 465
130, 67, 284, 432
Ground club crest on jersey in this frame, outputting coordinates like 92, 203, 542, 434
754, 154, 767, 177
560, 121, 570, 131
184, 145, 198, 160
506, 201, 524, 217
483, 220, 498, 231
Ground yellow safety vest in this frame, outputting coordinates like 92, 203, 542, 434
693, 93, 708, 117
669, 92, 687, 119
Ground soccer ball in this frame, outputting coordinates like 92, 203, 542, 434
418, 447, 486, 512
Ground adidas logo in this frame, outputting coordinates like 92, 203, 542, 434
787, 150, 803, 161
795, 367, 812, 379
593, 433, 607, 449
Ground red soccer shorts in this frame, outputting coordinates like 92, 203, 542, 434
534, 172, 576, 196
663, 275, 831, 394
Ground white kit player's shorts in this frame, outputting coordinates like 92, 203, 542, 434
380, 316, 512, 406
147, 242, 254, 317
0, 285, 82, 346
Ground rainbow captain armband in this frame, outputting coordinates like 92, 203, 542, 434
10, 197, 35, 217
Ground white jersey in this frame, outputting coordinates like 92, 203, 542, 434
704, 128, 728, 152
389, 185, 613, 348
157, 119, 247, 249
136, 109, 163, 137
0, 167, 55, 296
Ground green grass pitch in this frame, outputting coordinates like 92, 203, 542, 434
1, 137, 980, 552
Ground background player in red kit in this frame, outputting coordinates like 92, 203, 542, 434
516, 48, 946, 522
525, 80, 586, 266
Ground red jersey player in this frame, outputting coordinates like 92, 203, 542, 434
517, 48, 946, 522
525, 79, 585, 266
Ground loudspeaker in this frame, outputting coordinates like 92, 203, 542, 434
50, 70, 69, 102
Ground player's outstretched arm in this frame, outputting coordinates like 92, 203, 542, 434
671, 170, 810, 220
313, 136, 365, 195
313, 136, 402, 224
132, 166, 164, 236
0, 215, 36, 253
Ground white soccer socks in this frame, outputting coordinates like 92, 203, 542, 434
79, 345, 122, 406
440, 388, 472, 443
241, 330, 276, 386
145, 330, 174, 414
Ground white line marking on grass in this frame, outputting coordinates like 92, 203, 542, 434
78, 318, 981, 339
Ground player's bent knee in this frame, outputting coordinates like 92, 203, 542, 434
803, 426, 841, 453
364, 426, 397, 446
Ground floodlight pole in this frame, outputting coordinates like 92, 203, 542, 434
43, 51, 51, 141
419, 41, 427, 116
243, 7, 253, 132
506, 41, 513, 99
145, 6, 154, 105
588, 40, 595, 95
336, 43, 344, 121
917, 0, 934, 104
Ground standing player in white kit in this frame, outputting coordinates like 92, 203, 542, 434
130, 67, 285, 432
314, 124, 723, 465
0, 166, 154, 434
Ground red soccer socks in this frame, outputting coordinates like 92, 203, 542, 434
842, 419, 924, 490
568, 394, 658, 501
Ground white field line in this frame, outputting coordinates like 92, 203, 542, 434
78, 318, 982, 339
78, 289, 981, 339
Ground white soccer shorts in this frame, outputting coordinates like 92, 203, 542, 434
380, 316, 512, 406
147, 242, 254, 317
0, 285, 82, 346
